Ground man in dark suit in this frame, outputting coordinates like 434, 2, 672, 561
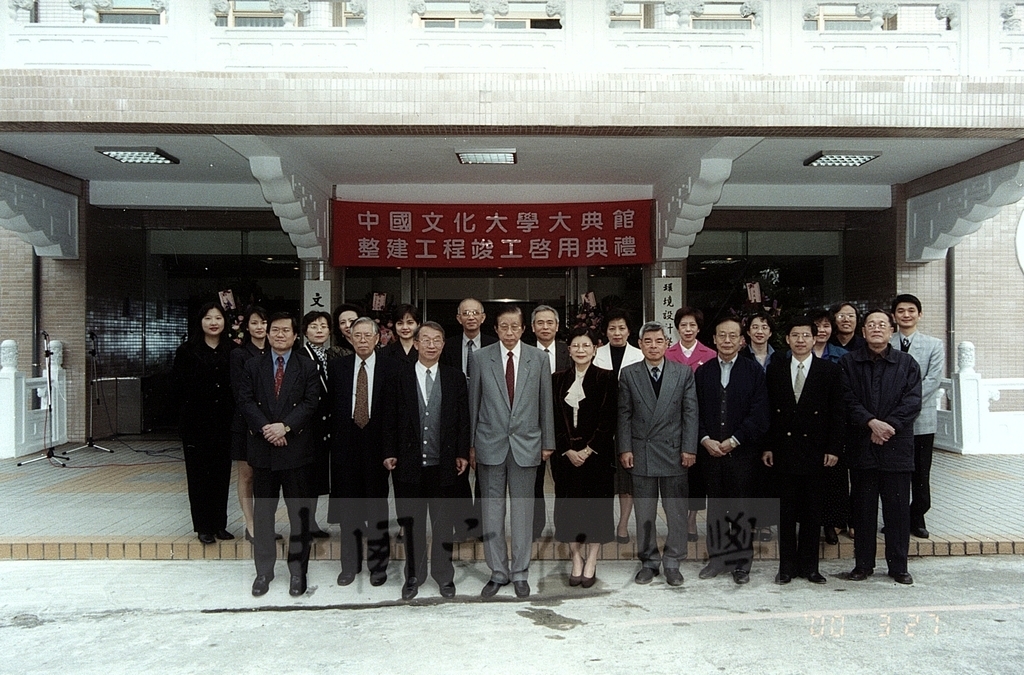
327, 316, 397, 587
238, 312, 322, 598
383, 321, 470, 600
694, 316, 770, 585
762, 317, 844, 585
529, 304, 570, 540
618, 322, 698, 586
841, 309, 922, 585
440, 297, 497, 541
470, 305, 556, 599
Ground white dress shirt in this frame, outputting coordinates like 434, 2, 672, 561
791, 353, 813, 390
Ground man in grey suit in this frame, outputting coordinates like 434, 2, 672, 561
469, 305, 556, 599
890, 294, 945, 539
618, 322, 699, 586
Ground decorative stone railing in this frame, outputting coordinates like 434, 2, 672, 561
1, 0, 1022, 75
935, 341, 1024, 455
0, 339, 68, 460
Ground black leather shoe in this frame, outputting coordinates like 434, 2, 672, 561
401, 579, 419, 600
310, 528, 330, 539
513, 580, 530, 598
698, 562, 724, 580
687, 532, 699, 542
197, 533, 216, 545
846, 567, 872, 581
823, 527, 839, 545
634, 567, 659, 584
664, 568, 684, 586
732, 570, 750, 585
439, 583, 456, 599
289, 575, 307, 596
337, 571, 356, 586
244, 530, 255, 544
370, 571, 387, 587
568, 574, 582, 587
806, 572, 827, 584
251, 575, 272, 597
615, 534, 630, 544
759, 528, 773, 542
890, 571, 914, 585
580, 574, 597, 589
215, 529, 234, 541
910, 527, 930, 539
775, 572, 792, 584
481, 580, 508, 598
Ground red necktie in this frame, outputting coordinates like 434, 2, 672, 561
505, 350, 515, 408
274, 356, 284, 398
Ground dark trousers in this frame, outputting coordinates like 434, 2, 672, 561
911, 433, 934, 530
533, 460, 548, 540
633, 473, 688, 570
777, 472, 824, 576
252, 463, 314, 578
395, 467, 456, 586
851, 468, 912, 575
336, 484, 390, 577
704, 451, 756, 572
182, 441, 231, 535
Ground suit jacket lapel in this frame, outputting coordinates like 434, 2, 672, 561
651, 363, 677, 419
513, 349, 536, 412
489, 347, 511, 410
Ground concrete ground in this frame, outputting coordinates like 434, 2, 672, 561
1, 556, 1022, 675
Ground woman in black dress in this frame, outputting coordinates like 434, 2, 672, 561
173, 302, 235, 544
551, 327, 618, 588
229, 305, 268, 542
299, 310, 334, 538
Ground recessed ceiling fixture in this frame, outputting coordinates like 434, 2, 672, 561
803, 151, 880, 168
96, 147, 179, 164
456, 149, 517, 165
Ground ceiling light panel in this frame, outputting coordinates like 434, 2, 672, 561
97, 147, 180, 164
803, 151, 880, 168
456, 149, 517, 165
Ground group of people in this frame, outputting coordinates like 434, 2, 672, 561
171, 292, 942, 599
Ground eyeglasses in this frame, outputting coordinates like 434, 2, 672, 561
835, 313, 857, 320
351, 333, 376, 341
417, 337, 444, 347
460, 309, 482, 317
789, 332, 814, 339
864, 321, 890, 330
497, 323, 523, 332
269, 327, 293, 335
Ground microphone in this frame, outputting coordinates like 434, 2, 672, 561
89, 331, 97, 341
41, 330, 49, 339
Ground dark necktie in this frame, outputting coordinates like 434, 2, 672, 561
651, 366, 660, 382
354, 360, 369, 429
466, 340, 474, 379
901, 337, 911, 352
424, 368, 434, 402
274, 355, 284, 398
505, 350, 515, 408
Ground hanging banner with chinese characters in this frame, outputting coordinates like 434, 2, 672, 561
654, 277, 683, 344
331, 199, 653, 268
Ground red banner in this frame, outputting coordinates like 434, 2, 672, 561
331, 199, 652, 268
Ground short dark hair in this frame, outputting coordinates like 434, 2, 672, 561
603, 309, 632, 333
807, 307, 832, 325
567, 325, 597, 345
393, 303, 421, 325
674, 306, 704, 330
891, 294, 922, 314
191, 301, 228, 345
785, 316, 818, 337
301, 310, 332, 335
414, 321, 445, 340
744, 310, 775, 336
332, 303, 363, 330
268, 311, 299, 334
830, 301, 859, 319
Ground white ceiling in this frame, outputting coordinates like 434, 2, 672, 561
0, 131, 1012, 211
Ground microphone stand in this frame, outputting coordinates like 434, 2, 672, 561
18, 331, 70, 467
65, 331, 115, 457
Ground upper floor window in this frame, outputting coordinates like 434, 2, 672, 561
804, 4, 952, 32
612, 3, 755, 31
417, 1, 561, 29
214, 1, 362, 27
98, 0, 165, 25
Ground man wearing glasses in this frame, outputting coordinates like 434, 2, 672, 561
441, 297, 497, 541
840, 309, 922, 585
469, 305, 555, 599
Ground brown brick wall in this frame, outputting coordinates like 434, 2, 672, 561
0, 228, 36, 374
